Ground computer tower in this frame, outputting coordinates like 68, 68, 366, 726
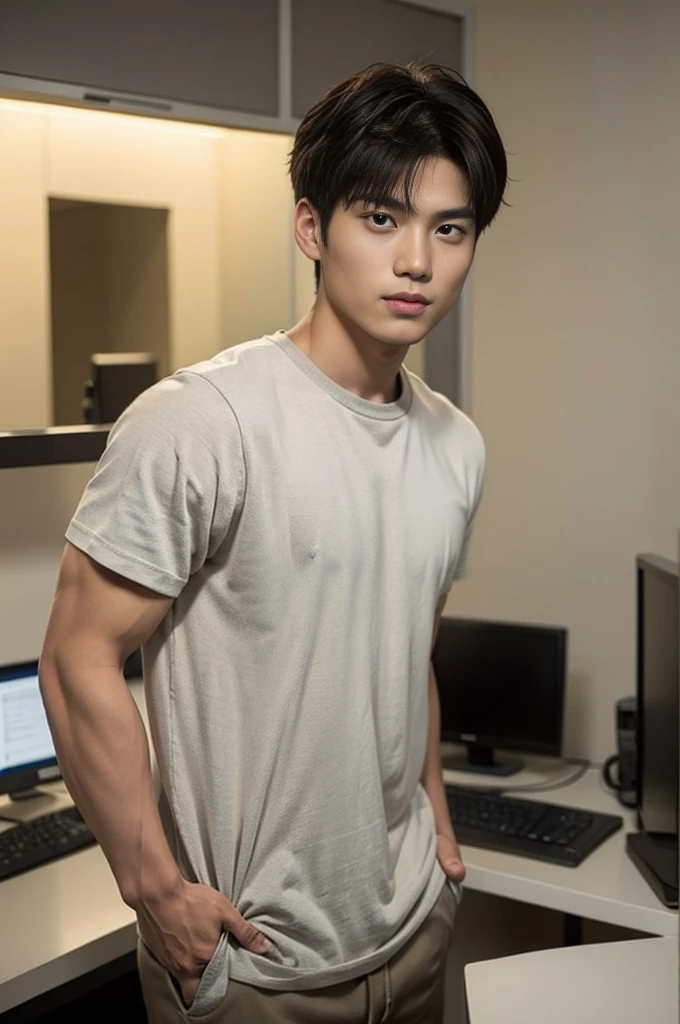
83, 352, 157, 424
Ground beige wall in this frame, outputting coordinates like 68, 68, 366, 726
49, 203, 111, 424
448, 0, 680, 762
0, 107, 51, 429
0, 463, 98, 663
107, 204, 170, 376
219, 129, 296, 347
0, 102, 297, 661
49, 202, 171, 424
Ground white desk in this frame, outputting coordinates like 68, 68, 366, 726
464, 936, 678, 1024
0, 684, 677, 1014
442, 758, 678, 938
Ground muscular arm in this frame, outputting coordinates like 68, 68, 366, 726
420, 593, 465, 881
39, 542, 268, 1004
39, 541, 178, 907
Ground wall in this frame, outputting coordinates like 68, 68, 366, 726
49, 202, 112, 424
448, 0, 680, 762
219, 129, 297, 348
107, 204, 170, 377
0, 463, 98, 664
48, 201, 171, 424
0, 106, 51, 430
0, 102, 297, 661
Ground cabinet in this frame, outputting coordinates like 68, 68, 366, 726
0, 0, 279, 118
291, 0, 463, 118
0, 1, 463, 128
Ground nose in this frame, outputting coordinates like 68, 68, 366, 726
393, 226, 432, 282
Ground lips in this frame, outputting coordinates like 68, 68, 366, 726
385, 293, 431, 305
384, 294, 431, 316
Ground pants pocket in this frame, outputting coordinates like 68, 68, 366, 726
447, 877, 464, 909
139, 932, 230, 1020
185, 932, 230, 1018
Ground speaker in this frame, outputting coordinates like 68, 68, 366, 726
602, 696, 637, 808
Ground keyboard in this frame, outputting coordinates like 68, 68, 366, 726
446, 784, 623, 867
0, 806, 96, 882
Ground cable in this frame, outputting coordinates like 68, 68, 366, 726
497, 758, 591, 795
448, 758, 592, 797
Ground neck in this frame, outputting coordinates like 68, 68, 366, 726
285, 291, 408, 404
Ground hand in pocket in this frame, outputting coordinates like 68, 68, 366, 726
137, 878, 270, 1007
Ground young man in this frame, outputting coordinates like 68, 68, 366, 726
39, 62, 506, 1023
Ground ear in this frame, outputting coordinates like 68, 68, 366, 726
293, 198, 322, 262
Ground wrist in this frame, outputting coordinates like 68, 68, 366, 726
120, 860, 184, 911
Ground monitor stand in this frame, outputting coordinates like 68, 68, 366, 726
10, 786, 45, 801
626, 832, 678, 909
0, 787, 60, 823
441, 743, 525, 777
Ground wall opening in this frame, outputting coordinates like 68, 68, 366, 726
48, 198, 170, 425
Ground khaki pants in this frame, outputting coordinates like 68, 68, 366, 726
138, 882, 457, 1024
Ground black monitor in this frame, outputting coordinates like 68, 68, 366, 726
83, 352, 157, 424
626, 554, 679, 907
432, 617, 568, 776
0, 661, 60, 803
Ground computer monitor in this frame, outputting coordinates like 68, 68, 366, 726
432, 617, 568, 776
83, 352, 157, 424
0, 661, 60, 802
0, 653, 142, 808
626, 554, 679, 907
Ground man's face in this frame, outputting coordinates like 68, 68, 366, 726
318, 156, 476, 348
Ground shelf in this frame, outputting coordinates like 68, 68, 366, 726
0, 425, 109, 468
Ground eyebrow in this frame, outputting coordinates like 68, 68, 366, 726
355, 194, 475, 221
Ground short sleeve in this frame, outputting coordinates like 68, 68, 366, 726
450, 423, 486, 584
65, 371, 246, 597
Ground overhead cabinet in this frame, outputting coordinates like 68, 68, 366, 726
0, 0, 280, 119
291, 0, 463, 119
0, 0, 462, 128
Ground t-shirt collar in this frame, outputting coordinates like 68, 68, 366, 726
271, 331, 412, 421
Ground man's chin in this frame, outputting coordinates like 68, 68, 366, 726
367, 319, 429, 348
376, 331, 427, 350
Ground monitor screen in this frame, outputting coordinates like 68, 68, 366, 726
432, 617, 567, 758
0, 661, 59, 797
637, 556, 679, 838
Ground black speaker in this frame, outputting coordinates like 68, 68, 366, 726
602, 696, 637, 808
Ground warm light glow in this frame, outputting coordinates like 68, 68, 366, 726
0, 97, 228, 138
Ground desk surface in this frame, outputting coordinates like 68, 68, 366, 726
465, 936, 678, 1024
0, 683, 677, 1013
442, 759, 678, 938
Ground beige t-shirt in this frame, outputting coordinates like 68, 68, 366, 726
66, 332, 485, 1010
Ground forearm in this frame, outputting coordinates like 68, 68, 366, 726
39, 652, 182, 909
420, 662, 455, 841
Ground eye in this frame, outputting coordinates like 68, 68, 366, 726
365, 212, 395, 228
437, 224, 466, 238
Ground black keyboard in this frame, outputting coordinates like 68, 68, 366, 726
446, 784, 623, 867
0, 806, 96, 882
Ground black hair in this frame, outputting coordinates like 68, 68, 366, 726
289, 62, 508, 288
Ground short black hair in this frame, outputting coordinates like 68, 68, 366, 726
289, 62, 508, 287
